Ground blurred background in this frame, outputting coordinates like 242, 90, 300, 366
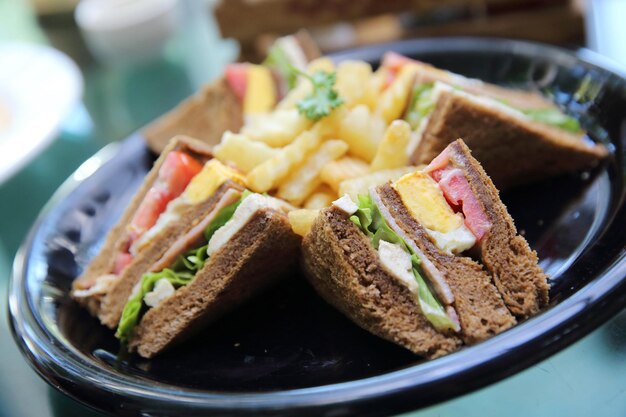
1, 0, 625, 416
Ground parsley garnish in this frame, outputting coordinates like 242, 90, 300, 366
295, 70, 344, 121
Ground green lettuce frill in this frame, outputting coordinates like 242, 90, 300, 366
116, 192, 249, 343
349, 195, 457, 332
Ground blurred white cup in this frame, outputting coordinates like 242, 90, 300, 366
75, 0, 180, 64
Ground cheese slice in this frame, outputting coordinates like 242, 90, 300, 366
185, 159, 246, 204
244, 65, 276, 114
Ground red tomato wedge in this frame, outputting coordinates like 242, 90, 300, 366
128, 151, 202, 244
430, 166, 492, 241
225, 63, 249, 102
159, 151, 203, 197
113, 252, 133, 275
381, 51, 417, 73
381, 51, 419, 89
129, 187, 171, 238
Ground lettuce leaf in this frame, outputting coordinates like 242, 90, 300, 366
116, 193, 247, 343
263, 45, 298, 90
350, 194, 457, 332
521, 107, 582, 133
405, 83, 435, 130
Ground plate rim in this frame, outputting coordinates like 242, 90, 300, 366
0, 42, 84, 184
8, 37, 626, 415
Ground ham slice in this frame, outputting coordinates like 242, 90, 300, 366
370, 188, 456, 306
149, 189, 241, 272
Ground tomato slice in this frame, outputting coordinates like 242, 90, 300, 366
382, 52, 416, 71
129, 186, 171, 237
113, 252, 134, 274
159, 151, 203, 197
433, 167, 492, 241
225, 63, 249, 102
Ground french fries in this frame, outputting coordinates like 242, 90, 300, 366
277, 58, 336, 110
338, 166, 417, 200
213, 131, 279, 173
376, 64, 417, 124
320, 156, 370, 192
246, 130, 321, 192
360, 66, 389, 111
240, 109, 312, 147
370, 120, 411, 171
337, 105, 387, 162
277, 140, 349, 205
288, 209, 320, 237
303, 184, 336, 209
335, 61, 373, 108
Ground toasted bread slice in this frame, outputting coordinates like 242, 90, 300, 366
302, 206, 462, 359
98, 181, 245, 328
129, 208, 300, 358
410, 88, 607, 188
373, 184, 516, 343
71, 136, 214, 316
143, 77, 243, 154
443, 139, 550, 317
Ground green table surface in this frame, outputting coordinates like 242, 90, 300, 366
2, 2, 626, 416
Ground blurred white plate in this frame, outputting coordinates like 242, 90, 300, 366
0, 43, 83, 184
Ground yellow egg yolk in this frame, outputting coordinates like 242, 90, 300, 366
185, 159, 246, 204
392, 171, 463, 233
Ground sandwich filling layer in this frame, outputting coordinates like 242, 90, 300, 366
334, 193, 460, 332
115, 191, 290, 343
403, 79, 582, 157
72, 150, 204, 298
73, 157, 245, 300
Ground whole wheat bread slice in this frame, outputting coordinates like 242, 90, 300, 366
142, 76, 243, 154
98, 181, 245, 329
375, 184, 516, 344
302, 207, 461, 359
71, 136, 214, 317
410, 89, 608, 189
129, 208, 300, 358
445, 139, 550, 318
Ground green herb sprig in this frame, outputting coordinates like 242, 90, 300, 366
295, 69, 344, 121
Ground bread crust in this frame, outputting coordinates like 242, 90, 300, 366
129, 209, 301, 358
98, 181, 244, 328
142, 76, 244, 154
71, 136, 214, 317
446, 139, 550, 318
410, 89, 608, 189
302, 207, 461, 359
376, 184, 516, 343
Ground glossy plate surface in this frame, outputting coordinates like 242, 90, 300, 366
9, 38, 626, 416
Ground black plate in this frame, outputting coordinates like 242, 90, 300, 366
9, 38, 626, 416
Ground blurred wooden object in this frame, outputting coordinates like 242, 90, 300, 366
215, 0, 583, 61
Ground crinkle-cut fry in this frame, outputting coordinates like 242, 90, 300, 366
246, 130, 321, 192
288, 209, 320, 237
277, 140, 349, 205
304, 184, 337, 209
375, 64, 418, 124
277, 58, 336, 110
338, 166, 418, 201
213, 131, 279, 173
320, 156, 370, 192
337, 105, 387, 162
370, 120, 412, 171
360, 66, 389, 111
240, 109, 311, 147
335, 60, 373, 108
